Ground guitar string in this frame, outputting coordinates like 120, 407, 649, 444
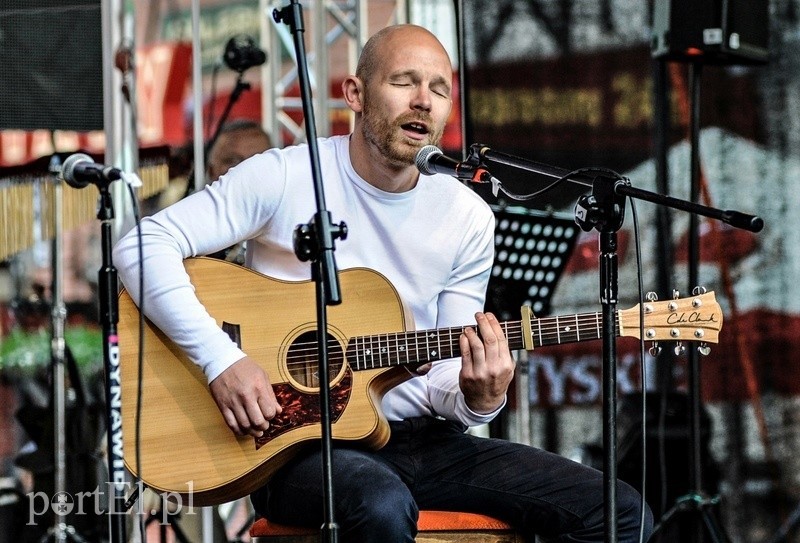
279, 317, 622, 354
280, 318, 625, 371
280, 315, 621, 354
280, 328, 626, 373
258, 304, 711, 372
280, 312, 617, 360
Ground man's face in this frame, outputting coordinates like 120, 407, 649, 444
358, 35, 453, 168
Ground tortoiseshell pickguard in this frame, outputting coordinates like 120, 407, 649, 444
254, 367, 353, 450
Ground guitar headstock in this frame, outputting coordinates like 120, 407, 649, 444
619, 291, 723, 345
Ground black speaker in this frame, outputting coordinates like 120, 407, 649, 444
0, 1, 104, 131
651, 0, 769, 65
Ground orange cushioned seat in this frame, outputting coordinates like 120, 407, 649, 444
250, 509, 523, 542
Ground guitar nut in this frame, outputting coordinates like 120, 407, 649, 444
694, 329, 705, 338
670, 328, 680, 338
668, 302, 678, 311
646, 329, 656, 338
644, 304, 653, 313
692, 298, 702, 308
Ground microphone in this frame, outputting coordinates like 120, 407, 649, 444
415, 145, 488, 181
61, 153, 123, 189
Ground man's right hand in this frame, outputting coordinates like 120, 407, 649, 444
209, 356, 282, 437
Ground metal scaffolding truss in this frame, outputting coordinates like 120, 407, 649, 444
259, 0, 408, 147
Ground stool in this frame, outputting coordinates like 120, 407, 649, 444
250, 510, 523, 542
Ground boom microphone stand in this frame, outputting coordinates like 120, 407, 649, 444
273, 3, 347, 543
469, 144, 763, 543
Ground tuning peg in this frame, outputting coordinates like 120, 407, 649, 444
692, 285, 707, 295
698, 343, 711, 356
649, 343, 662, 357
674, 342, 686, 356
672, 289, 680, 300
646, 291, 658, 302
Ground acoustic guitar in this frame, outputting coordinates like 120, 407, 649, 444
118, 257, 723, 505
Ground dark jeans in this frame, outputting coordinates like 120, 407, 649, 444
251, 416, 653, 543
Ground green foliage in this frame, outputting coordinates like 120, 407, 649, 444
0, 326, 103, 379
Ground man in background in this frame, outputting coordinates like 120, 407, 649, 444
159, 119, 273, 210
206, 120, 272, 264
206, 119, 272, 182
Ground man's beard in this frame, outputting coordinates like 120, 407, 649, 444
360, 101, 443, 168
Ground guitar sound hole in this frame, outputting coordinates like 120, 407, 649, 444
286, 331, 344, 389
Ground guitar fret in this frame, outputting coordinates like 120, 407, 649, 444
596, 313, 601, 339
424, 331, 430, 361
394, 332, 400, 368
427, 331, 438, 359
560, 317, 577, 344
446, 327, 453, 359
556, 316, 561, 344
575, 314, 580, 342
537, 318, 543, 348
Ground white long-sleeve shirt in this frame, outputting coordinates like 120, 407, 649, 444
113, 135, 502, 426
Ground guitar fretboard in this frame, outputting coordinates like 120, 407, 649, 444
346, 312, 621, 370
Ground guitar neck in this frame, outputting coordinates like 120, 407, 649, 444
347, 310, 618, 370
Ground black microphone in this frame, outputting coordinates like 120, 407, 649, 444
414, 145, 486, 180
61, 153, 123, 189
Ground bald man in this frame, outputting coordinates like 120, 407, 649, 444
114, 25, 652, 543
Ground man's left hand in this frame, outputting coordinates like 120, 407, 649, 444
459, 312, 516, 414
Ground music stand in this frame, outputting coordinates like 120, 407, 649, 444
485, 205, 579, 321
484, 205, 579, 440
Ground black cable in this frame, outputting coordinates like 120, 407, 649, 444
493, 166, 623, 202
658, 358, 668, 519
124, 181, 146, 543
629, 197, 649, 543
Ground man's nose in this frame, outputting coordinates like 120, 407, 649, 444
411, 85, 432, 111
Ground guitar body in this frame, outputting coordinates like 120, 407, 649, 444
118, 258, 414, 505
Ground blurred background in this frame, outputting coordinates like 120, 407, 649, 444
0, 0, 798, 541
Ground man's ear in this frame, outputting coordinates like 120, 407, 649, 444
342, 75, 364, 113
